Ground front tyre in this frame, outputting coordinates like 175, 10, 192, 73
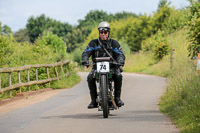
100, 74, 109, 118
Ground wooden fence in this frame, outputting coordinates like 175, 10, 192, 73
0, 60, 70, 94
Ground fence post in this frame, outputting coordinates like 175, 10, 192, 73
18, 71, 21, 93
35, 68, 38, 81
8, 72, 12, 96
27, 69, 30, 91
46, 67, 50, 87
170, 49, 175, 70
46, 67, 50, 79
61, 65, 64, 74
54, 67, 58, 77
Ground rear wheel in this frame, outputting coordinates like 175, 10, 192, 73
100, 74, 109, 118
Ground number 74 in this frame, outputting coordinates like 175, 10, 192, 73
100, 65, 106, 70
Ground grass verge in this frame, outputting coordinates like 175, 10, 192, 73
124, 28, 200, 132
51, 72, 81, 89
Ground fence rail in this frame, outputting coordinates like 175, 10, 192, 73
0, 60, 70, 94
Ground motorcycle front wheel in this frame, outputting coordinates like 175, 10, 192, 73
100, 74, 109, 118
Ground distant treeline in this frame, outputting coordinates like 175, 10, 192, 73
10, 10, 136, 52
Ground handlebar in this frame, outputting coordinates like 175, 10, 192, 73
83, 61, 123, 67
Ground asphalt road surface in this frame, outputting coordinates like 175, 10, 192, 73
0, 72, 179, 133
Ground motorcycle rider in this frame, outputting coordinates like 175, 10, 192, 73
82, 21, 125, 109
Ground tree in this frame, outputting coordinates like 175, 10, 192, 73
188, 0, 200, 58
2, 25, 12, 35
26, 14, 52, 42
78, 10, 110, 29
35, 32, 67, 59
124, 16, 153, 51
0, 23, 12, 35
64, 27, 88, 52
158, 0, 171, 10
152, 4, 172, 33
26, 14, 72, 42
14, 28, 30, 42
112, 11, 137, 21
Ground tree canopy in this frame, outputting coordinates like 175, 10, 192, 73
26, 14, 73, 42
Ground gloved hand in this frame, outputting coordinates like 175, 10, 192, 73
118, 59, 124, 66
119, 66, 123, 72
82, 61, 89, 67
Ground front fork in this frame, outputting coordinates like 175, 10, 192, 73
96, 73, 117, 111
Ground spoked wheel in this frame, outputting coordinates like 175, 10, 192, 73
100, 75, 109, 118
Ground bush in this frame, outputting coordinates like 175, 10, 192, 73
142, 30, 170, 60
37, 32, 67, 55
187, 0, 200, 58
163, 8, 188, 33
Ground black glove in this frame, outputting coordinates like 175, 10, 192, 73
82, 61, 89, 67
119, 66, 123, 72
118, 59, 124, 66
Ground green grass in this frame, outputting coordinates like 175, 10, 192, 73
158, 28, 200, 132
124, 28, 200, 132
51, 72, 81, 89
123, 51, 157, 73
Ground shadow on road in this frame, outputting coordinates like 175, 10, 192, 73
41, 113, 116, 119
40, 110, 168, 122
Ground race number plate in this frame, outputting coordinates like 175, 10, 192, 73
97, 62, 110, 72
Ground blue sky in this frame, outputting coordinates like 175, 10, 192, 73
0, 0, 189, 32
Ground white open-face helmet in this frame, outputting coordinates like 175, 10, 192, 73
98, 21, 110, 31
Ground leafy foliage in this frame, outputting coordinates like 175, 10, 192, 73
35, 32, 67, 59
163, 8, 188, 33
77, 10, 110, 29
0, 22, 12, 35
14, 28, 30, 42
26, 14, 72, 42
152, 4, 172, 33
142, 30, 170, 60
187, 0, 200, 58
158, 0, 171, 10
0, 34, 56, 68
124, 15, 153, 51
64, 27, 88, 52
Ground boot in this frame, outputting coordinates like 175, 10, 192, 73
114, 89, 124, 107
113, 73, 124, 107
88, 92, 98, 109
87, 73, 98, 109
115, 97, 124, 107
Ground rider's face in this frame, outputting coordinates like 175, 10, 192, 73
99, 30, 109, 40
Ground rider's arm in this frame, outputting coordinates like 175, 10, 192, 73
82, 40, 95, 65
112, 40, 125, 66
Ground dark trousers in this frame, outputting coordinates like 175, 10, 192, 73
87, 69, 123, 101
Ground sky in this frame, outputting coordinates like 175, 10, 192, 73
0, 0, 190, 32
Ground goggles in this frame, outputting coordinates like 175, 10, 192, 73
98, 27, 110, 31
99, 30, 108, 34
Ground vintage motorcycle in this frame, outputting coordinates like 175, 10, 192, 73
91, 57, 122, 118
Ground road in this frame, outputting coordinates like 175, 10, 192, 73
0, 72, 179, 133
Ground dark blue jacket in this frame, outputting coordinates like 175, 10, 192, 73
82, 38, 125, 67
